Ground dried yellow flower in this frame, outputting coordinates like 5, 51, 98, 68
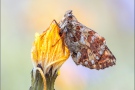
31, 20, 70, 90
31, 20, 70, 74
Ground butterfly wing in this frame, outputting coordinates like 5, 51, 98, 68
68, 22, 116, 70
71, 29, 116, 70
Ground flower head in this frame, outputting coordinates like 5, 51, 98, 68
31, 20, 70, 75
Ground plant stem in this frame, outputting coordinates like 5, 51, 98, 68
29, 69, 58, 90
45, 73, 58, 90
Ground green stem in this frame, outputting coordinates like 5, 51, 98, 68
45, 73, 57, 90
29, 69, 58, 90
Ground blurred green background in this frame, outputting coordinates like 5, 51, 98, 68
1, 0, 134, 90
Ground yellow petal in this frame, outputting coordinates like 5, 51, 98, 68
31, 20, 70, 74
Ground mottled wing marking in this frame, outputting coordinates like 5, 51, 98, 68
60, 10, 116, 70
70, 23, 116, 70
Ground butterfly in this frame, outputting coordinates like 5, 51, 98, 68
59, 10, 116, 70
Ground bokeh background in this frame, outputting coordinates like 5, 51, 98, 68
1, 0, 134, 90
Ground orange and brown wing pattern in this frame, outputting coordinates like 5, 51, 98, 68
70, 26, 116, 70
